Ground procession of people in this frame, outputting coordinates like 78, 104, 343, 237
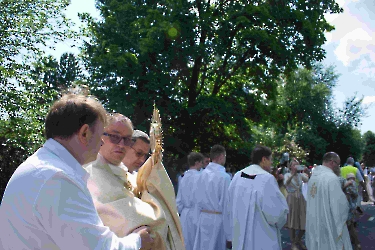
1, 91, 374, 250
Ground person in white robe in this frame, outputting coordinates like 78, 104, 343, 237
306, 152, 352, 250
224, 145, 289, 250
364, 175, 375, 202
85, 112, 184, 250
176, 152, 205, 250
193, 145, 231, 250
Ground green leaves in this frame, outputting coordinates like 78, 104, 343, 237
0, 0, 80, 200
0, 0, 76, 83
273, 64, 366, 164
363, 131, 375, 167
78, 0, 347, 168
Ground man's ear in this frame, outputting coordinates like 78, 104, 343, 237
77, 124, 91, 146
259, 156, 266, 167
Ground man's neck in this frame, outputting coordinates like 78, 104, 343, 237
211, 160, 222, 166
127, 166, 136, 173
54, 137, 84, 165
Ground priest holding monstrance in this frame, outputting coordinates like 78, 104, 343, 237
85, 106, 184, 250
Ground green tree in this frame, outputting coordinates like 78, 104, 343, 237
0, 0, 77, 200
58, 52, 82, 87
0, 81, 58, 201
0, 0, 75, 84
362, 131, 375, 167
30, 53, 83, 90
30, 55, 60, 89
273, 64, 365, 163
80, 0, 343, 164
0, 0, 78, 156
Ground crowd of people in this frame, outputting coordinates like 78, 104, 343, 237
178, 149, 374, 250
1, 92, 375, 250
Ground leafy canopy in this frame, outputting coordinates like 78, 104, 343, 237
80, 0, 343, 164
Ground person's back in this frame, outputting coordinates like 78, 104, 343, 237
307, 166, 345, 243
306, 152, 351, 250
177, 168, 201, 213
195, 163, 230, 211
226, 168, 288, 249
0, 141, 109, 249
341, 165, 359, 181
176, 152, 204, 250
176, 169, 200, 250
193, 145, 231, 250
224, 145, 288, 250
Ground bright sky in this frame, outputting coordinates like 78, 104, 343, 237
323, 0, 375, 134
50, 0, 375, 135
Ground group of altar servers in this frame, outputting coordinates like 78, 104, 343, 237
177, 145, 354, 250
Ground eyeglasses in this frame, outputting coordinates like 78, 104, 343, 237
331, 160, 340, 167
130, 146, 151, 160
103, 132, 135, 146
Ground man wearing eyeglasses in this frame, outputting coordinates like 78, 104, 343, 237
0, 94, 152, 250
305, 152, 352, 250
122, 130, 151, 175
85, 113, 184, 250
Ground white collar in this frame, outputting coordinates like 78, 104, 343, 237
241, 164, 270, 176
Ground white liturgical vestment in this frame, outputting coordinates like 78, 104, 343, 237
85, 153, 184, 250
306, 165, 352, 250
224, 164, 289, 250
176, 169, 201, 250
193, 162, 231, 250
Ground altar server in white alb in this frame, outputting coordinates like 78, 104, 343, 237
224, 145, 289, 250
193, 145, 231, 250
176, 152, 205, 250
306, 152, 352, 250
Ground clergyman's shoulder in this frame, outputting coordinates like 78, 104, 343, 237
312, 173, 338, 185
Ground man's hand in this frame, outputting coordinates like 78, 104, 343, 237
132, 226, 154, 250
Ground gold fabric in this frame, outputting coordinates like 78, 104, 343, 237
85, 154, 185, 250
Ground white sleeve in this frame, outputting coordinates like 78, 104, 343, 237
176, 178, 184, 214
224, 177, 233, 242
261, 176, 289, 228
34, 173, 141, 250
219, 174, 232, 212
328, 177, 349, 240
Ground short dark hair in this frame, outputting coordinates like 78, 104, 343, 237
210, 145, 225, 160
45, 94, 107, 139
251, 145, 272, 165
133, 130, 150, 144
187, 152, 204, 166
346, 157, 354, 165
322, 152, 339, 163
